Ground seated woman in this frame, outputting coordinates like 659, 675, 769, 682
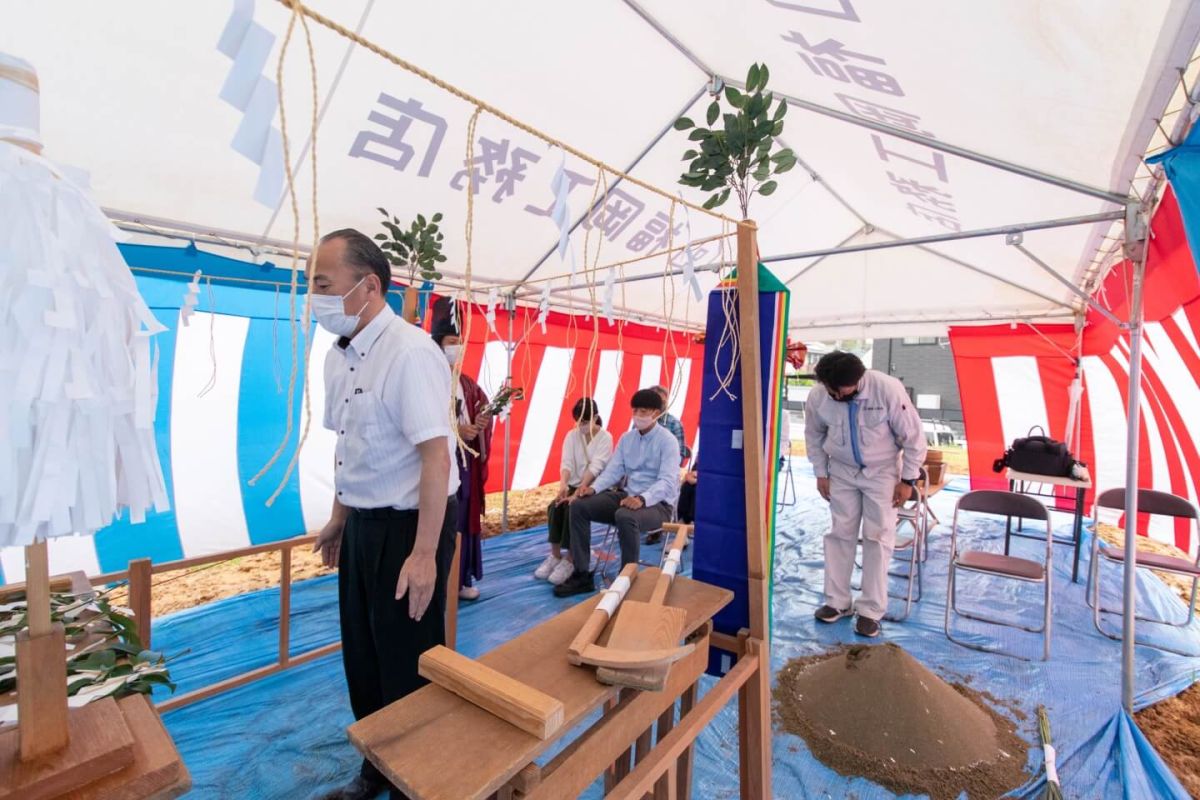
536, 398, 613, 585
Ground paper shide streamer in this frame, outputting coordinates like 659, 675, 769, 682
180, 269, 202, 326
0, 142, 169, 546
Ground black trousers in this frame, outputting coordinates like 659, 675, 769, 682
338, 498, 457, 795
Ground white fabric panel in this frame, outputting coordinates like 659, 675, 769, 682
299, 326, 338, 533
511, 347, 573, 490
170, 311, 251, 557
990, 357, 1050, 448
593, 350, 623, 429
1174, 306, 1200, 356
668, 358, 691, 420
639, 355, 663, 394
1083, 355, 1129, 529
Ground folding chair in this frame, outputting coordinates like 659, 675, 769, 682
594, 506, 676, 586
1086, 488, 1200, 656
888, 469, 932, 621
776, 456, 797, 509
945, 490, 1054, 661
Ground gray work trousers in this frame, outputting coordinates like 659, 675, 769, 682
824, 459, 899, 621
569, 489, 673, 571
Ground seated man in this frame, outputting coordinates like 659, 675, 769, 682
555, 389, 680, 597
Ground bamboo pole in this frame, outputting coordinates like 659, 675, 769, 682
279, 546, 292, 667
735, 220, 772, 799
128, 558, 153, 649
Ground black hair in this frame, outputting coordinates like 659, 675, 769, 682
572, 397, 602, 427
814, 351, 866, 389
631, 388, 664, 412
320, 228, 391, 295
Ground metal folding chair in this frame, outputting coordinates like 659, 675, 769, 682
945, 490, 1054, 661
595, 506, 676, 586
1086, 488, 1200, 656
888, 469, 933, 621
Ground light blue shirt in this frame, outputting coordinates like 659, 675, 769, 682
592, 424, 680, 507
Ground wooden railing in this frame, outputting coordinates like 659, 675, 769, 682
77, 533, 460, 714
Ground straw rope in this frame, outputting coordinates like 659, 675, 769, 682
449, 106, 483, 460
271, 0, 735, 227
0, 62, 38, 92
248, 2, 321, 504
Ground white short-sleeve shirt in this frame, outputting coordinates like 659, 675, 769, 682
323, 305, 460, 510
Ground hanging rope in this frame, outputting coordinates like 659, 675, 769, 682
197, 277, 219, 398
248, 2, 321, 505
710, 218, 741, 401
580, 166, 609, 402
448, 106, 484, 461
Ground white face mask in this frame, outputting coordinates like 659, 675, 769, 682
442, 344, 461, 366
632, 414, 658, 431
311, 277, 367, 337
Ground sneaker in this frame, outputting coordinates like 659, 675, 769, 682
533, 554, 561, 580
548, 558, 575, 585
553, 570, 596, 597
645, 530, 663, 545
813, 604, 852, 624
855, 616, 881, 638
459, 585, 480, 601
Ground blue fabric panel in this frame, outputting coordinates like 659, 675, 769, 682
1146, 123, 1200, 275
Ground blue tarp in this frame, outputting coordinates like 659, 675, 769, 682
155, 459, 1196, 798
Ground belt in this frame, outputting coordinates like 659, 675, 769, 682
349, 496, 455, 519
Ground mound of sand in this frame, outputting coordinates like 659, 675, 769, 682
774, 643, 1029, 799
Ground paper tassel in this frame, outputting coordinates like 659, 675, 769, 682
603, 268, 615, 326
550, 149, 576, 279
485, 287, 498, 334
0, 142, 169, 546
538, 285, 550, 333
677, 191, 704, 301
180, 270, 202, 326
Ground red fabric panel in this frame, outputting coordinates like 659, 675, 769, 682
949, 342, 1008, 492
539, 347, 593, 486
607, 351, 643, 441
1100, 348, 1153, 536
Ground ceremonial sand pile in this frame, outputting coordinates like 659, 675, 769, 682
774, 643, 1030, 799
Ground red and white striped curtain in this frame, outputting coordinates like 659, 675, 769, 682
951, 190, 1200, 556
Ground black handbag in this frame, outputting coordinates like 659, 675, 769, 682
992, 426, 1078, 478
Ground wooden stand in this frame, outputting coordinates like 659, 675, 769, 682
3, 542, 190, 799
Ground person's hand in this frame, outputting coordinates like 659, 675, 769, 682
572, 485, 596, 502
816, 477, 831, 502
685, 471, 698, 485
620, 495, 645, 510
313, 519, 345, 568
395, 551, 437, 621
477, 410, 493, 427
457, 422, 479, 440
555, 483, 571, 504
893, 481, 914, 508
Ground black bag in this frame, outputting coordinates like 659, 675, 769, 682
992, 426, 1077, 477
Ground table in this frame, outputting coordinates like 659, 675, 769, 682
1005, 468, 1093, 582
349, 574, 733, 800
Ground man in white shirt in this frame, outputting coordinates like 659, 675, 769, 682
804, 351, 926, 639
310, 229, 459, 800
557, 389, 680, 597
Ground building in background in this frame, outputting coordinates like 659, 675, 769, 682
874, 337, 964, 441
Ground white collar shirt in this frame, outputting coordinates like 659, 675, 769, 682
323, 304, 459, 510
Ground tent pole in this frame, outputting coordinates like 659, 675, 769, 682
1120, 206, 1150, 713
1011, 244, 1125, 326
501, 294, 515, 534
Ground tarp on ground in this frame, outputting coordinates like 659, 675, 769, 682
3, 1, 1200, 337
152, 464, 1196, 798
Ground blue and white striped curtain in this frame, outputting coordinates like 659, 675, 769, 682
0, 244, 342, 584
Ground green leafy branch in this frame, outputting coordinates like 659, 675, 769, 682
375, 208, 447, 284
675, 63, 797, 218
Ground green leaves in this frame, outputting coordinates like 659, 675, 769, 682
675, 62, 792, 218
378, 207, 448, 282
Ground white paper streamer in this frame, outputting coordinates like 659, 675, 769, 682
1044, 744, 1058, 785
596, 573, 632, 616
538, 285, 550, 333
485, 287, 498, 334
180, 270, 202, 326
0, 142, 169, 546
677, 191, 704, 301
662, 548, 683, 579
550, 149, 576, 279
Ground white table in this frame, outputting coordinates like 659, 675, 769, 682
1005, 468, 1093, 583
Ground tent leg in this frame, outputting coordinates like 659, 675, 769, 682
501, 294, 515, 534
1121, 212, 1149, 714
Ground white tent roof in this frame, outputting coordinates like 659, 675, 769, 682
5, 0, 1199, 337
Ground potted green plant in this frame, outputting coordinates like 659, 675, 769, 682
674, 64, 797, 218
375, 208, 447, 322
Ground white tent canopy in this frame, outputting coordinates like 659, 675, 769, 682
4, 0, 1199, 337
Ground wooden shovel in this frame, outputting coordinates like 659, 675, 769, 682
576, 525, 692, 675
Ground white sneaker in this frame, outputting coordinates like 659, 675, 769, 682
534, 554, 561, 580
548, 559, 576, 585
